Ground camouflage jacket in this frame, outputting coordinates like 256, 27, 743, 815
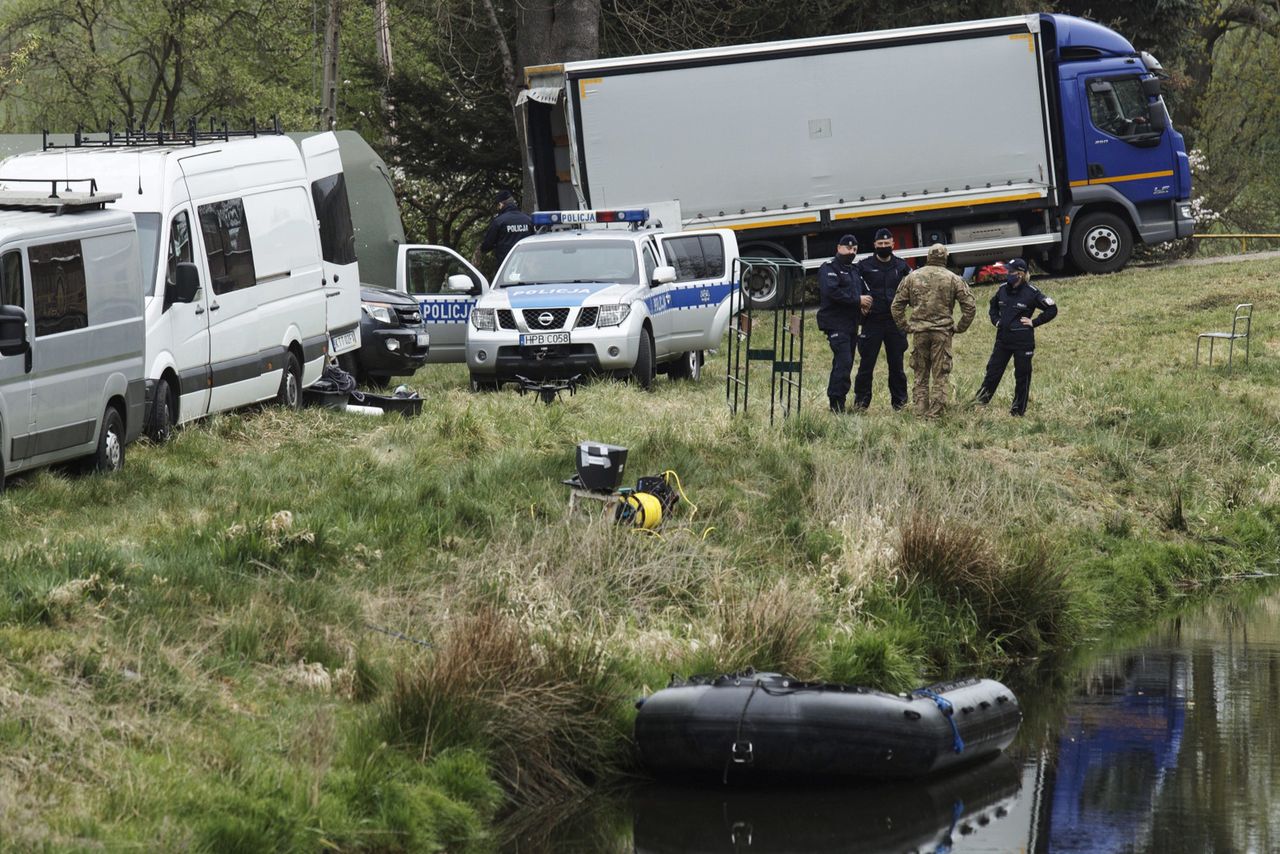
890, 263, 976, 335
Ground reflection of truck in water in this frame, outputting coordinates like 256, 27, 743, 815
520, 13, 1194, 306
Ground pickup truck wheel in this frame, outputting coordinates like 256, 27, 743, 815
336, 352, 363, 385
632, 329, 655, 390
668, 350, 703, 381
366, 373, 391, 390
145, 380, 176, 443
276, 352, 302, 410
1069, 212, 1132, 274
92, 406, 126, 473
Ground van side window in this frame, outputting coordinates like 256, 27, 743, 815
166, 211, 193, 292
0, 250, 23, 308
198, 199, 256, 294
311, 173, 357, 265
30, 240, 88, 336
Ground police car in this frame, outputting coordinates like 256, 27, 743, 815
456, 208, 740, 390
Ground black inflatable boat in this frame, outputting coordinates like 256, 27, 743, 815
635, 671, 1021, 781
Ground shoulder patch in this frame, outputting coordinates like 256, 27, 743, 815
1043, 297, 1055, 306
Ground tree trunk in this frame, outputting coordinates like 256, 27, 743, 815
320, 0, 342, 130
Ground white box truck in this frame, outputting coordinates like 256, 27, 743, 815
520, 13, 1195, 305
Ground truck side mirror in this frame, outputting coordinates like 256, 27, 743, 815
1148, 103, 1169, 131
1141, 77, 1162, 98
652, 265, 677, 286
446, 273, 476, 293
170, 262, 201, 304
0, 304, 28, 357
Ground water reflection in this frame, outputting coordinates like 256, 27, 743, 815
632, 755, 1021, 853
512, 586, 1280, 852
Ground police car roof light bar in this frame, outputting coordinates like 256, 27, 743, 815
531, 208, 650, 230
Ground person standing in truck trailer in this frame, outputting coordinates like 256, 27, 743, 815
974, 258, 1057, 417
890, 244, 976, 419
854, 227, 912, 411
475, 189, 533, 269
817, 234, 871, 412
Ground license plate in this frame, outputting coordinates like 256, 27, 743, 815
520, 332, 570, 346
415, 333, 430, 348
330, 330, 358, 352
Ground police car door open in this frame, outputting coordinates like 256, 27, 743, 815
396, 244, 488, 364
655, 229, 738, 352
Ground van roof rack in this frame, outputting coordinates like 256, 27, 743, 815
43, 116, 284, 151
0, 179, 120, 214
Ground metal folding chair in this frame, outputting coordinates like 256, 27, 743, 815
1196, 303, 1252, 372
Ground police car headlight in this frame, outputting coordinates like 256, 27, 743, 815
362, 302, 394, 324
471, 307, 498, 331
597, 304, 631, 327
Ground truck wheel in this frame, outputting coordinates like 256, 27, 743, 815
276, 351, 302, 410
145, 380, 176, 443
739, 242, 794, 309
632, 329, 656, 390
92, 406, 126, 473
668, 350, 703, 382
1069, 212, 1133, 274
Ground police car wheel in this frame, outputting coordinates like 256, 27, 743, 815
669, 350, 702, 381
1070, 212, 1133, 274
632, 330, 656, 390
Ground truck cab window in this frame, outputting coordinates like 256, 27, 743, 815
0, 249, 23, 308
1087, 77, 1155, 141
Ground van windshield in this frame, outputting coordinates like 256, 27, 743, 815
497, 239, 639, 287
135, 213, 162, 297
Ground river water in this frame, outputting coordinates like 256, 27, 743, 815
518, 584, 1280, 853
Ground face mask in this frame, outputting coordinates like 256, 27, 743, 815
837, 252, 855, 265
875, 248, 892, 260
1006, 272, 1023, 287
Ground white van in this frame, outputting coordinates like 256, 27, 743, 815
0, 130, 361, 440
0, 190, 145, 491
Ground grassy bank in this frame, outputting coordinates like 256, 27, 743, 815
2, 258, 1279, 849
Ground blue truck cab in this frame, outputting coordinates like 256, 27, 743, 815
1043, 14, 1194, 272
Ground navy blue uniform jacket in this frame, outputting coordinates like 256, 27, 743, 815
816, 259, 865, 334
989, 281, 1058, 349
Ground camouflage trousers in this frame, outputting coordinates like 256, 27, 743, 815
908, 330, 954, 418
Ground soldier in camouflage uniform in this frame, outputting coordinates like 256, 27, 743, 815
890, 244, 976, 418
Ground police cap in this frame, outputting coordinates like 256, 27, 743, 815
837, 234, 858, 247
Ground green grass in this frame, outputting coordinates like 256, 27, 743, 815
2, 257, 1280, 847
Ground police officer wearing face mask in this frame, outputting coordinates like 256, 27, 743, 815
817, 234, 870, 412
975, 258, 1057, 416
854, 227, 912, 410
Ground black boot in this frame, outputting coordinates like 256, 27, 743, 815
829, 396, 846, 413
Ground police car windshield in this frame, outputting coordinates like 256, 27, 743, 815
497, 239, 638, 287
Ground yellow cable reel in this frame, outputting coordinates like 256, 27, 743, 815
618, 491, 663, 529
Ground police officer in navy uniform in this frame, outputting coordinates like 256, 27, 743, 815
476, 189, 533, 268
854, 227, 912, 410
817, 234, 871, 412
975, 258, 1057, 416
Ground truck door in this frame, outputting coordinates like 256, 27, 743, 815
301, 132, 362, 355
656, 231, 737, 352
396, 245, 487, 363
161, 208, 212, 422
1079, 75, 1174, 205
0, 247, 33, 466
